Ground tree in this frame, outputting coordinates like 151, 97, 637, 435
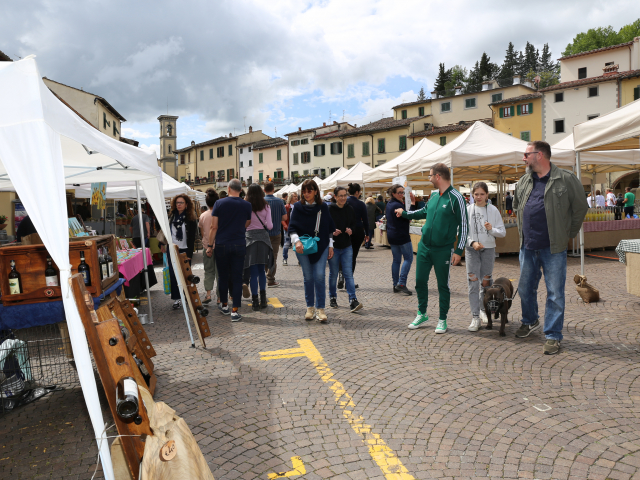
443, 65, 468, 96
562, 24, 628, 56
416, 86, 427, 101
539, 43, 554, 71
433, 63, 452, 95
467, 61, 483, 93
618, 19, 640, 42
499, 42, 519, 84
520, 42, 539, 77
478, 52, 498, 80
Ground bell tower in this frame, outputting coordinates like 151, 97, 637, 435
158, 115, 179, 179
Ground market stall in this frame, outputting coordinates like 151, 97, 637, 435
0, 57, 198, 479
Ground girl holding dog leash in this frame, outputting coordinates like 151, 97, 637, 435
466, 182, 506, 332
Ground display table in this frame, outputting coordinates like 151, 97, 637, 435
584, 218, 640, 232
117, 248, 157, 297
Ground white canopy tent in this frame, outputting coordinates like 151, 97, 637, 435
317, 167, 347, 191
362, 138, 442, 185
574, 98, 640, 151
321, 162, 372, 190
553, 133, 640, 172
0, 57, 194, 479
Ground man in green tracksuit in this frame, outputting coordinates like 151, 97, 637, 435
395, 162, 468, 334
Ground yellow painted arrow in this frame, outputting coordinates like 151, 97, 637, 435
268, 456, 306, 479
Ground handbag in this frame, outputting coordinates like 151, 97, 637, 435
162, 253, 171, 295
156, 229, 167, 245
298, 211, 321, 256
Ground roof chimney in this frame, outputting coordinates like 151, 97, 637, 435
323, 122, 326, 127
191, 140, 195, 146
298, 127, 301, 131
333, 121, 337, 125
229, 133, 232, 138
513, 75, 521, 85
431, 90, 439, 99
454, 85, 463, 95
249, 126, 253, 133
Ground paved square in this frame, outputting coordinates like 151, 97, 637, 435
2, 246, 640, 479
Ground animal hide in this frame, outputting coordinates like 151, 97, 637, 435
574, 274, 599, 303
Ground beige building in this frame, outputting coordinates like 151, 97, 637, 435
43, 78, 126, 140
286, 121, 354, 181
409, 119, 493, 147
558, 38, 640, 83
174, 128, 269, 189
251, 138, 288, 184
392, 99, 432, 120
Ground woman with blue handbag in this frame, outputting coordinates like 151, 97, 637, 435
288, 179, 336, 323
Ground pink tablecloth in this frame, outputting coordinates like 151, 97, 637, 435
118, 249, 154, 286
583, 219, 640, 232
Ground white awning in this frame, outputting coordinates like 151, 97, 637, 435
574, 98, 640, 151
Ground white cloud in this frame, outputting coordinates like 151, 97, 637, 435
139, 143, 160, 159
121, 127, 155, 139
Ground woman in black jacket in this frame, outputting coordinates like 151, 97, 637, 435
328, 187, 362, 312
343, 183, 369, 288
385, 185, 413, 296
160, 194, 198, 309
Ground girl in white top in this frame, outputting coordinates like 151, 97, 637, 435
595, 189, 606, 208
465, 182, 506, 332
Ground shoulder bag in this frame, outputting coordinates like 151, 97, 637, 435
298, 211, 321, 255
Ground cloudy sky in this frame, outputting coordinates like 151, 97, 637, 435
2, 1, 637, 155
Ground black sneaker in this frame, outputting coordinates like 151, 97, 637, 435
330, 297, 338, 308
349, 299, 363, 312
218, 304, 230, 315
395, 285, 412, 296
337, 273, 344, 290
172, 300, 182, 310
354, 284, 359, 289
515, 320, 540, 338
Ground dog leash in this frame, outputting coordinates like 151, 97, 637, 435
504, 287, 518, 302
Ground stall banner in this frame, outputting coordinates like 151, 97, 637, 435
91, 183, 107, 210
393, 175, 411, 211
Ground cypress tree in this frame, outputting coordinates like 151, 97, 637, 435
417, 86, 427, 101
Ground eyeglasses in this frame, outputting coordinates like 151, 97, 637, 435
523, 151, 539, 158
396, 191, 405, 195
428, 173, 438, 178
176, 201, 186, 204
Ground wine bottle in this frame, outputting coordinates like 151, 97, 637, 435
8, 260, 22, 294
115, 376, 139, 420
45, 257, 59, 287
132, 354, 151, 385
78, 251, 91, 286
106, 249, 114, 277
186, 274, 200, 285
99, 249, 108, 279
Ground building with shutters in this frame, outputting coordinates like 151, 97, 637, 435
392, 100, 431, 120
174, 127, 269, 190
489, 93, 542, 142
238, 140, 255, 186
408, 119, 493, 147
620, 69, 640, 105
251, 138, 288, 185
286, 121, 354, 182
43, 77, 126, 141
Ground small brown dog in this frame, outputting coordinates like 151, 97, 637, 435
483, 277, 514, 337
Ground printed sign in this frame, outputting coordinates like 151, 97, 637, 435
393, 175, 411, 211
91, 183, 107, 210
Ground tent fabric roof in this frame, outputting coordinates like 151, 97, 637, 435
552, 133, 640, 173
321, 162, 372, 190
573, 98, 640, 151
398, 121, 575, 181
362, 138, 441, 184
317, 167, 348, 191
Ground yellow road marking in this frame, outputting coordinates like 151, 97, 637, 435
262, 339, 415, 480
267, 456, 306, 478
246, 297, 284, 308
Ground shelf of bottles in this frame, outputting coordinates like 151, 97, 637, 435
0, 235, 119, 306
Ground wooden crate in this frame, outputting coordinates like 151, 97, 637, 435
0, 235, 119, 306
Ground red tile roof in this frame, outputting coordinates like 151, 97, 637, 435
558, 41, 634, 61
391, 99, 432, 110
408, 119, 492, 138
285, 122, 353, 137
318, 115, 431, 140
174, 136, 232, 153
489, 93, 542, 106
620, 68, 640, 80
539, 71, 629, 92
250, 137, 288, 150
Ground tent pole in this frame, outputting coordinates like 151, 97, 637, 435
576, 152, 585, 275
136, 182, 154, 325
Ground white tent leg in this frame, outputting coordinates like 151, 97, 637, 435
576, 152, 585, 275
169, 242, 196, 347
136, 182, 154, 324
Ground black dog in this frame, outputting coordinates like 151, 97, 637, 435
483, 277, 514, 337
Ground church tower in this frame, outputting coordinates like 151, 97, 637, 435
158, 115, 179, 178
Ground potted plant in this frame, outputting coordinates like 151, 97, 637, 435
0, 215, 7, 230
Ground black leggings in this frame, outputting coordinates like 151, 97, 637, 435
350, 227, 365, 273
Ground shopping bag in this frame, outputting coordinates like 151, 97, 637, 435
163, 253, 171, 295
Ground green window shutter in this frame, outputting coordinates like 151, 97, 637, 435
402, 110, 407, 119
440, 136, 446, 146
259, 153, 263, 163
378, 139, 385, 153
348, 144, 354, 158
634, 86, 640, 100
277, 149, 281, 160
529, 102, 533, 114
259, 172, 263, 181
516, 105, 521, 116
228, 145, 232, 156
399, 136, 406, 150
363, 141, 369, 156
499, 107, 503, 118
419, 107, 424, 116
510, 106, 515, 117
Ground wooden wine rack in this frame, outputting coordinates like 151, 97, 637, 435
172, 245, 211, 348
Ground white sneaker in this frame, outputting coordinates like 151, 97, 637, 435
480, 309, 488, 325
468, 316, 481, 332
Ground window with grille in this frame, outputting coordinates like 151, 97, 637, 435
588, 86, 598, 97
578, 67, 587, 79
555, 92, 564, 102
554, 119, 565, 134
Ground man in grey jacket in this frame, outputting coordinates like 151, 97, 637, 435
513, 141, 588, 355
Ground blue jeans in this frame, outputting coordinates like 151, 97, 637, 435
365, 229, 375, 248
214, 244, 246, 309
296, 247, 329, 308
249, 264, 266, 296
282, 231, 291, 260
390, 242, 413, 287
328, 246, 356, 300
518, 247, 567, 341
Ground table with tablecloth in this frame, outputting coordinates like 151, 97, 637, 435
616, 239, 640, 297
117, 248, 157, 297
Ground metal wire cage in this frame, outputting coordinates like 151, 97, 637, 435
0, 322, 80, 414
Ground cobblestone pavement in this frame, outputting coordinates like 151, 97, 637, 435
2, 245, 640, 479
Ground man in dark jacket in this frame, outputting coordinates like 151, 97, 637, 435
385, 185, 413, 295
513, 141, 588, 355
